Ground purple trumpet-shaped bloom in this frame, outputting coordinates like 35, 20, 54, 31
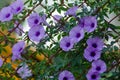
65, 6, 78, 16
10, 0, 24, 14
0, 58, 3, 67
79, 16, 97, 33
86, 69, 101, 80
41, 14, 50, 26
12, 41, 25, 61
60, 36, 74, 51
17, 64, 32, 79
53, 15, 63, 21
91, 59, 107, 73
58, 70, 75, 80
14, 21, 23, 36
83, 47, 101, 62
28, 25, 45, 42
87, 37, 104, 51
69, 26, 84, 43
27, 13, 42, 28
0, 6, 13, 22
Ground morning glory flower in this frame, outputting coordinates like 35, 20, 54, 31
17, 64, 32, 79
28, 25, 45, 42
10, 0, 24, 14
27, 13, 42, 28
86, 69, 100, 80
79, 16, 97, 33
87, 37, 104, 51
12, 41, 25, 61
69, 26, 84, 43
65, 6, 78, 16
60, 36, 74, 51
83, 47, 101, 62
0, 6, 13, 22
58, 70, 75, 80
91, 59, 107, 73
0, 58, 3, 67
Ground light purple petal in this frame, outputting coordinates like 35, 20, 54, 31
60, 36, 74, 51
0, 58, 3, 67
58, 70, 75, 80
0, 6, 13, 22
69, 26, 84, 43
10, 0, 24, 14
28, 25, 45, 42
65, 6, 78, 16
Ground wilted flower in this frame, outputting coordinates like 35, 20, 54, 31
27, 13, 42, 28
28, 25, 45, 42
0, 58, 3, 67
58, 70, 75, 80
17, 64, 32, 79
86, 69, 100, 80
91, 59, 107, 73
14, 21, 23, 36
0, 6, 13, 22
60, 36, 74, 51
83, 47, 101, 62
12, 41, 25, 61
79, 16, 97, 33
69, 26, 84, 43
87, 37, 104, 50
10, 0, 24, 14
65, 6, 78, 16
53, 15, 63, 21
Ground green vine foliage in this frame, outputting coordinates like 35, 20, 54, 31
0, 0, 120, 80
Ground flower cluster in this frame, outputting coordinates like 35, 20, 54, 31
84, 37, 107, 80
60, 15, 97, 51
27, 13, 47, 42
0, 0, 24, 22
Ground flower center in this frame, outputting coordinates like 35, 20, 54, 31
90, 51, 96, 57
66, 42, 70, 47
63, 77, 68, 80
6, 13, 10, 18
91, 23, 95, 28
92, 43, 97, 48
34, 19, 39, 24
96, 66, 101, 71
17, 7, 21, 11
91, 74, 96, 79
19, 47, 22, 52
76, 33, 81, 38
35, 31, 40, 37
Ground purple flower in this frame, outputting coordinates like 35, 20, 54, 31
17, 64, 32, 79
86, 69, 101, 80
79, 16, 97, 33
28, 25, 45, 42
12, 41, 25, 61
0, 6, 13, 22
10, 0, 24, 14
83, 47, 101, 62
87, 37, 104, 51
91, 59, 107, 73
14, 21, 23, 36
41, 14, 50, 26
27, 13, 42, 28
65, 6, 78, 16
0, 58, 3, 67
53, 15, 62, 21
58, 70, 75, 80
60, 36, 74, 51
69, 26, 84, 43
